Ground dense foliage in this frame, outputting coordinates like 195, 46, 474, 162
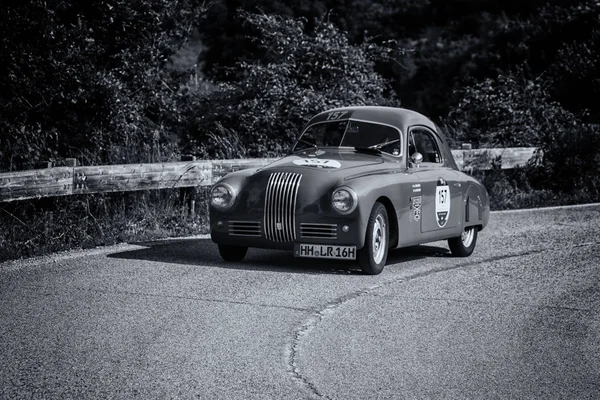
2, 1, 598, 163
182, 11, 397, 158
0, 0, 208, 170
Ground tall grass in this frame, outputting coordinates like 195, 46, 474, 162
0, 189, 210, 263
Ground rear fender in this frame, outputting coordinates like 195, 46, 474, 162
464, 184, 487, 229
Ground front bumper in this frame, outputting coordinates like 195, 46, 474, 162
210, 213, 365, 250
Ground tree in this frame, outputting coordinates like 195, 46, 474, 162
444, 70, 567, 148
550, 23, 600, 122
445, 67, 600, 199
185, 11, 398, 158
0, 0, 208, 170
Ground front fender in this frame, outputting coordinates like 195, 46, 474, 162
346, 170, 408, 248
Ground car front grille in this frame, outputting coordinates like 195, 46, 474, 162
228, 221, 261, 237
300, 223, 338, 239
264, 172, 302, 242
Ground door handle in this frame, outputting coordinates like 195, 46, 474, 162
453, 183, 461, 187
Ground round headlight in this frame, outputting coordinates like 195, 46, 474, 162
332, 187, 357, 214
211, 183, 236, 210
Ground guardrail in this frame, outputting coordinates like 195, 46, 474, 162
0, 147, 536, 203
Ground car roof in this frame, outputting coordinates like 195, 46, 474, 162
307, 106, 438, 133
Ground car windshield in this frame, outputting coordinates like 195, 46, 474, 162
293, 120, 402, 156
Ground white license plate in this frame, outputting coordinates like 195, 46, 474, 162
295, 244, 357, 260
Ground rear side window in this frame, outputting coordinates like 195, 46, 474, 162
409, 129, 442, 163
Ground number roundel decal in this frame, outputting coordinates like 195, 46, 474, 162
292, 159, 341, 169
435, 178, 450, 228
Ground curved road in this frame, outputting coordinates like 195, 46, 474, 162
1, 204, 599, 399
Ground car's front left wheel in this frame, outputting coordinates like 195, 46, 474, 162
218, 245, 248, 262
358, 202, 389, 275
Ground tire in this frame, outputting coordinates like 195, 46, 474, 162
358, 202, 389, 275
218, 244, 248, 262
448, 226, 478, 257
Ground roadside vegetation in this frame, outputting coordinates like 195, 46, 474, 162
1, 0, 599, 261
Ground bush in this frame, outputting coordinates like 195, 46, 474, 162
0, 190, 209, 263
0, 0, 208, 170
468, 162, 556, 210
446, 66, 600, 204
444, 69, 575, 148
531, 122, 600, 198
183, 11, 398, 159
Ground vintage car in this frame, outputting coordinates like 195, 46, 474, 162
209, 106, 490, 274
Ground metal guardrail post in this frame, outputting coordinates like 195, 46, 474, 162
180, 155, 197, 217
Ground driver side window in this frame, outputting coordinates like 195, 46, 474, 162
409, 129, 442, 164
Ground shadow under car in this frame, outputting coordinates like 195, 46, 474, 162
106, 238, 450, 275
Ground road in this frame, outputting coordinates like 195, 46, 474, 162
1, 204, 599, 399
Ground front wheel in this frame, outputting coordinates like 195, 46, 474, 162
358, 202, 389, 275
218, 244, 248, 262
448, 226, 478, 257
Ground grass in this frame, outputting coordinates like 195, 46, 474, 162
0, 189, 210, 263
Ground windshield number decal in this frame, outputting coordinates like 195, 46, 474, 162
326, 111, 348, 120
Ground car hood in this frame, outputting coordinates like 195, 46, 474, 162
258, 149, 385, 175
221, 150, 399, 216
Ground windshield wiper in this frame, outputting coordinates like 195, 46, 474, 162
354, 146, 382, 155
368, 139, 400, 150
355, 138, 401, 155
294, 138, 319, 153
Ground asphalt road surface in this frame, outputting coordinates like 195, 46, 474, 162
1, 204, 599, 399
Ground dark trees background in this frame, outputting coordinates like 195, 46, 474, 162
0, 0, 208, 169
1, 0, 599, 198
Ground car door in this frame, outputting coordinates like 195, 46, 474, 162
408, 126, 463, 234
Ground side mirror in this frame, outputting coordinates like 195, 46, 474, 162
411, 152, 423, 165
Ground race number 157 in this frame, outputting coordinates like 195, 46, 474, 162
327, 111, 348, 120
438, 188, 448, 204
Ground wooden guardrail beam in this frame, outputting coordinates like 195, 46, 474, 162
0, 148, 536, 202
72, 161, 213, 195
453, 147, 537, 172
212, 158, 275, 182
0, 167, 73, 202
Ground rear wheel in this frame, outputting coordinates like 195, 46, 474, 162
218, 245, 248, 262
358, 202, 389, 275
448, 226, 478, 257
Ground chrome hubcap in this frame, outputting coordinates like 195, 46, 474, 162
461, 227, 474, 248
372, 214, 387, 264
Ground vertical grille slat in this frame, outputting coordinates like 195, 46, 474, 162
291, 174, 302, 241
284, 173, 294, 241
264, 172, 302, 242
264, 174, 275, 240
274, 173, 284, 242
